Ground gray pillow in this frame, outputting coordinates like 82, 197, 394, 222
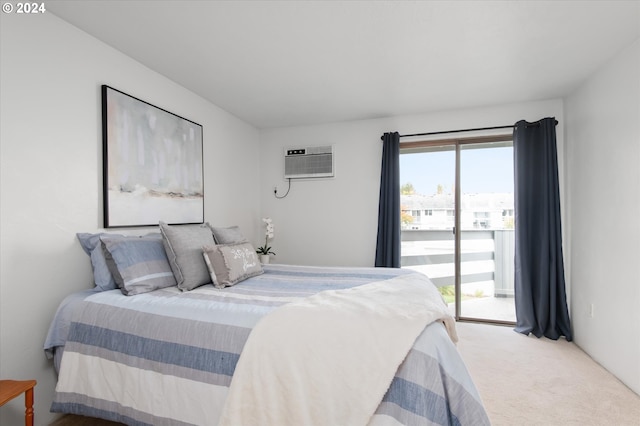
202, 242, 263, 289
211, 225, 247, 244
159, 221, 216, 291
101, 235, 176, 296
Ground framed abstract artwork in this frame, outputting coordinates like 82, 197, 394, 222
102, 85, 204, 228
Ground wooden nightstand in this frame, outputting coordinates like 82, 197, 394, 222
0, 380, 37, 426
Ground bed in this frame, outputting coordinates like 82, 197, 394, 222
44, 228, 489, 426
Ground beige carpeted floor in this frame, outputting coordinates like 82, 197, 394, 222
456, 321, 640, 426
50, 322, 640, 425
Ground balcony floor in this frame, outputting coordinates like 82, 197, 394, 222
450, 295, 516, 323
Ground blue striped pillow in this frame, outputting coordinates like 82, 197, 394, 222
101, 236, 177, 296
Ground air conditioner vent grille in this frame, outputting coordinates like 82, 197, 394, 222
284, 145, 334, 179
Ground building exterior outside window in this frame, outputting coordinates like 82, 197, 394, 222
401, 193, 514, 230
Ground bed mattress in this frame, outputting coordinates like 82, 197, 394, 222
45, 264, 489, 425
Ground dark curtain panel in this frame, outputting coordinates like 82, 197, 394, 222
513, 118, 572, 341
375, 132, 401, 267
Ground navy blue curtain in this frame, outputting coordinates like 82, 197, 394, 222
375, 132, 401, 267
513, 118, 572, 341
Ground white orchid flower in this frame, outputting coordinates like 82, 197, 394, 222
257, 217, 276, 256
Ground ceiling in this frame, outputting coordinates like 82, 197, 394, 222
47, 1, 639, 129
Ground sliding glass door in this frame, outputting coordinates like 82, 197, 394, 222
400, 135, 515, 324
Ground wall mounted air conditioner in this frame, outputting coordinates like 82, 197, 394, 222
284, 145, 334, 179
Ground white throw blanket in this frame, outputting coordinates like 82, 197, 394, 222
218, 273, 457, 426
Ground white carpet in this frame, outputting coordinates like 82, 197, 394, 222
455, 322, 640, 426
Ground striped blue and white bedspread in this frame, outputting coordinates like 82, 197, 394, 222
49, 264, 489, 426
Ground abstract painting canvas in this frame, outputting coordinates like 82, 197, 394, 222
102, 85, 204, 227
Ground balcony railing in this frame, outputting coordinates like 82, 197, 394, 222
401, 229, 514, 298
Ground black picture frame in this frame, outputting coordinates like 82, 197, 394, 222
102, 85, 204, 228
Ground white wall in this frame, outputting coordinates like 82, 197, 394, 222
0, 13, 260, 426
259, 100, 565, 268
565, 38, 640, 394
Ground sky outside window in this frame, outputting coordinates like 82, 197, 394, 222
400, 147, 513, 195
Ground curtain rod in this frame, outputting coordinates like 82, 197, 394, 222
399, 125, 514, 139
381, 119, 558, 141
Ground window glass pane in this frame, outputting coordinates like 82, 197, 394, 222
459, 142, 515, 322
400, 146, 456, 298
